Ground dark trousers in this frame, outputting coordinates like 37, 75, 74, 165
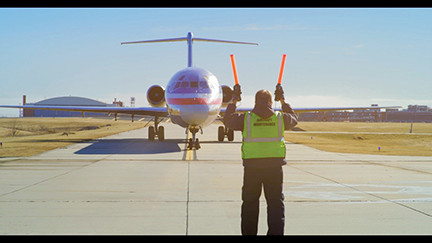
241, 166, 285, 235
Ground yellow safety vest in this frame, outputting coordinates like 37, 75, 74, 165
242, 111, 286, 159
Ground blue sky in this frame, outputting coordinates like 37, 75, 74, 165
1, 8, 431, 116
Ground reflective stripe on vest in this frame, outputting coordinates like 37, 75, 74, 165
242, 111, 286, 159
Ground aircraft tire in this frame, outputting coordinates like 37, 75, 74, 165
218, 126, 225, 142
188, 138, 193, 150
227, 128, 234, 141
148, 126, 155, 141
158, 126, 165, 141
195, 138, 200, 149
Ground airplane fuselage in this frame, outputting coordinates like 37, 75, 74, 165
166, 67, 222, 129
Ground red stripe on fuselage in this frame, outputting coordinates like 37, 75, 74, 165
167, 98, 222, 105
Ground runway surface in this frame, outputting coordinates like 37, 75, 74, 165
1, 122, 432, 235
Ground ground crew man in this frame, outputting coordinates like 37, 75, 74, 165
223, 85, 298, 235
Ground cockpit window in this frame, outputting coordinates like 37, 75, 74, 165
199, 81, 209, 89
171, 79, 216, 92
174, 82, 181, 90
181, 81, 189, 88
208, 82, 215, 90
190, 81, 198, 88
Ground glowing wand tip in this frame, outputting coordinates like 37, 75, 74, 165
230, 54, 239, 85
277, 54, 287, 85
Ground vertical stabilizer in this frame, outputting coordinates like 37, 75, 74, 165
121, 32, 258, 67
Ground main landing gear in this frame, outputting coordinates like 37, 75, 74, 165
187, 126, 201, 150
148, 116, 164, 141
218, 126, 234, 142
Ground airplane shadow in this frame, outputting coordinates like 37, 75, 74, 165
74, 138, 184, 155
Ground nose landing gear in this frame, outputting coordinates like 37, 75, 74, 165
187, 126, 201, 150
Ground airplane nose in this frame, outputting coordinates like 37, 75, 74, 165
180, 105, 209, 125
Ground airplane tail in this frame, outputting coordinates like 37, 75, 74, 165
121, 32, 258, 67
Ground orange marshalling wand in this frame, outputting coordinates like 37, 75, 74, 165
277, 54, 287, 85
230, 54, 239, 85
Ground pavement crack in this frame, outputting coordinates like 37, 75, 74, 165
0, 159, 102, 198
287, 164, 432, 218
186, 159, 191, 235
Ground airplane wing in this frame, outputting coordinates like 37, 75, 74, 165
220, 105, 402, 115
1, 104, 401, 118
0, 105, 168, 117
290, 106, 402, 113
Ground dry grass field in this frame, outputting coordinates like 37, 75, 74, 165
1, 118, 431, 158
0, 117, 144, 157
285, 122, 432, 156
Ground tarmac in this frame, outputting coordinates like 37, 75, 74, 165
1, 122, 432, 235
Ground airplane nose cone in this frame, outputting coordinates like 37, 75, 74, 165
180, 105, 209, 126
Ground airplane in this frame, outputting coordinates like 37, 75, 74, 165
0, 32, 401, 150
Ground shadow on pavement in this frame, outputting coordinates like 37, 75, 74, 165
74, 138, 184, 155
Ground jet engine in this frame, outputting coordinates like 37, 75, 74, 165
147, 85, 166, 107
221, 85, 233, 108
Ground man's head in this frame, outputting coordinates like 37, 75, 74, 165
255, 89, 273, 106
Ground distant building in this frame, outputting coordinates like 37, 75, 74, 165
298, 112, 325, 122
350, 109, 383, 122
298, 105, 432, 123
407, 105, 431, 112
386, 106, 432, 123
23, 96, 120, 118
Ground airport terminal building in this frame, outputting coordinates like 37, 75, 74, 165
22, 96, 121, 118
299, 105, 432, 123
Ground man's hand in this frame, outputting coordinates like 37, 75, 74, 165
232, 84, 242, 102
274, 84, 285, 102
